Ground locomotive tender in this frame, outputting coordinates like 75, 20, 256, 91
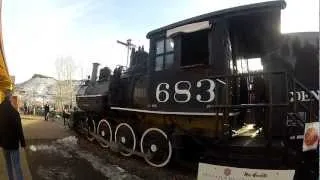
73, 0, 319, 176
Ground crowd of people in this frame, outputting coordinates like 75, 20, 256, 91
21, 104, 44, 116
22, 101, 73, 123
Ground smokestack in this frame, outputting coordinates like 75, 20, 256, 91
91, 63, 100, 83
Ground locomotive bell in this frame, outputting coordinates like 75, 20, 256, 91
91, 63, 100, 83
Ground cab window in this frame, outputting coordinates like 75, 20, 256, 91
154, 38, 174, 71
180, 29, 209, 67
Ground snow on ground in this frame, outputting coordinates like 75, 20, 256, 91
29, 144, 73, 158
28, 136, 142, 180
37, 165, 75, 180
56, 136, 78, 148
76, 151, 141, 180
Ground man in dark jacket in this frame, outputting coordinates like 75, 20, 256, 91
0, 94, 26, 180
62, 106, 70, 126
44, 103, 49, 121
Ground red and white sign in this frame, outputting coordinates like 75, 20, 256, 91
197, 163, 295, 180
302, 122, 319, 152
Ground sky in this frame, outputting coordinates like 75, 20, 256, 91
2, 0, 319, 83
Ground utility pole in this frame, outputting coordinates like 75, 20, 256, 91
116, 39, 136, 67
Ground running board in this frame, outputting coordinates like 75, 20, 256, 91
78, 128, 150, 158
110, 107, 240, 117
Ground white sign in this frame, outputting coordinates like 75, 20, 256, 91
197, 163, 295, 180
302, 122, 319, 152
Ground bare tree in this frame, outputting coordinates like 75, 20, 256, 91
55, 56, 76, 111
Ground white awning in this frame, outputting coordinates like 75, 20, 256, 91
166, 21, 211, 37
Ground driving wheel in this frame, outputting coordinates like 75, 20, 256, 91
140, 128, 172, 167
114, 123, 136, 156
97, 119, 112, 148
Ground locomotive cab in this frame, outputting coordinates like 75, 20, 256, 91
141, 1, 317, 170
145, 1, 285, 138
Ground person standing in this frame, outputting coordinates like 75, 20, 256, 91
62, 106, 70, 126
23, 102, 27, 115
44, 103, 49, 121
0, 93, 26, 180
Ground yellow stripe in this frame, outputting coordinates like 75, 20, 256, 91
0, 0, 13, 103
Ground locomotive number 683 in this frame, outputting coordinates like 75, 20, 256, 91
155, 79, 216, 103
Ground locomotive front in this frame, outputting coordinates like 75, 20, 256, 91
76, 63, 111, 113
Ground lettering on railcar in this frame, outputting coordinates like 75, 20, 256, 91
288, 90, 320, 102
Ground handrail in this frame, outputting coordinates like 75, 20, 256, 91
291, 76, 319, 101
204, 71, 290, 110
289, 74, 318, 123
287, 113, 304, 127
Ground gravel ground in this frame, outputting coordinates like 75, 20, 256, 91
22, 116, 197, 180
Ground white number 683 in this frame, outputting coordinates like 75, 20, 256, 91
155, 79, 216, 103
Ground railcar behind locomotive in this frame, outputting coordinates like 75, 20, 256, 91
71, 0, 318, 178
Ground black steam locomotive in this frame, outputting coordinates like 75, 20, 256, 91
71, 0, 318, 177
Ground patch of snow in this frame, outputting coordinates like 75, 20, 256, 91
56, 136, 78, 148
76, 151, 142, 180
29, 145, 37, 152
116, 166, 125, 173
28, 144, 72, 158
37, 165, 75, 180
30, 136, 141, 180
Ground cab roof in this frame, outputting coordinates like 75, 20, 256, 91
146, 0, 286, 38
